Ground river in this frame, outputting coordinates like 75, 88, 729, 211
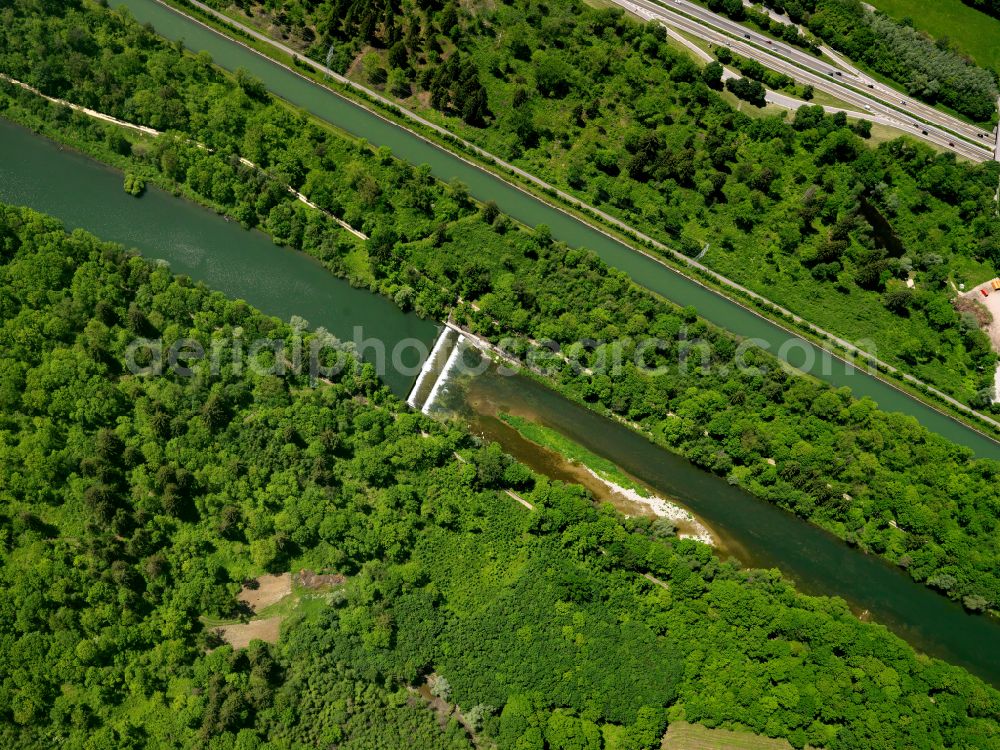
436, 353, 1000, 686
0, 119, 437, 398
107, 0, 1000, 460
3, 116, 999, 685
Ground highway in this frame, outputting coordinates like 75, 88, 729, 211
660, 19, 872, 116
670, 0, 992, 141
614, 0, 999, 162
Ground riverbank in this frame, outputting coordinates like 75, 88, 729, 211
497, 412, 716, 545
582, 466, 714, 545
444, 357, 1000, 685
441, 313, 1000, 620
0, 117, 438, 398
0, 73, 369, 241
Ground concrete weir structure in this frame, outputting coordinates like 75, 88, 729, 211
406, 327, 466, 413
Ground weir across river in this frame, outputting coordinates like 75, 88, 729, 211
407, 328, 466, 414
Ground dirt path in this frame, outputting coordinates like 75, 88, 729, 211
504, 488, 534, 510
661, 720, 796, 749
2, 72, 367, 239
642, 572, 669, 590
1, 73, 160, 136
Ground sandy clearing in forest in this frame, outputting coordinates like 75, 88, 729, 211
957, 282, 1000, 401
661, 720, 796, 749
959, 282, 1000, 350
216, 616, 283, 649
238, 572, 292, 612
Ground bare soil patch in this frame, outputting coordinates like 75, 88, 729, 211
956, 283, 1000, 400
414, 683, 458, 732
238, 572, 292, 612
662, 721, 796, 750
216, 616, 283, 649
958, 282, 1000, 350
296, 569, 346, 590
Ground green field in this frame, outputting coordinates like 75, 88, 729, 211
498, 413, 653, 497
867, 0, 1000, 72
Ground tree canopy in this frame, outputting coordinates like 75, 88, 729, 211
1, 0, 999, 611
173, 0, 1000, 407
1, 203, 999, 748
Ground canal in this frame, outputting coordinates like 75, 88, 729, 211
108, 0, 1000, 460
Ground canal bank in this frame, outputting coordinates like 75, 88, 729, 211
3, 116, 1000, 685
108, 0, 1000, 459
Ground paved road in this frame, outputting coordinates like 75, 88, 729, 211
673, 0, 992, 140
665, 27, 869, 117
615, 0, 998, 162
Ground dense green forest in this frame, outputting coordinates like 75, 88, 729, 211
186, 0, 1000, 407
2, 0, 999, 609
0, 203, 477, 747
2, 202, 1000, 748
